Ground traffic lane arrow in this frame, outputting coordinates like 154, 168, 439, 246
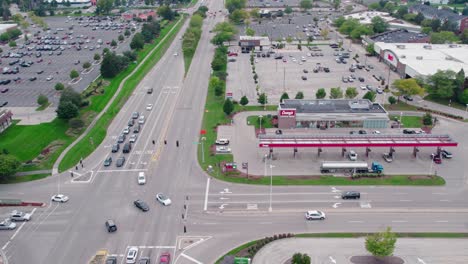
332, 203, 342, 208
329, 256, 337, 264
219, 204, 228, 209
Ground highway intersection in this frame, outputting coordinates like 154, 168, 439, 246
1, 0, 468, 263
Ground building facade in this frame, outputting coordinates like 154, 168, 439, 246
409, 4, 468, 33
239, 36, 270, 53
277, 99, 389, 129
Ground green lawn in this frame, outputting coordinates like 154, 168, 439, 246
0, 173, 50, 184
384, 101, 418, 111
389, 115, 423, 128
246, 115, 274, 129
0, 119, 75, 171
424, 95, 467, 111
58, 16, 186, 172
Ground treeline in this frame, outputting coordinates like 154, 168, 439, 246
130, 20, 162, 50
182, 6, 208, 66
0, 28, 22, 43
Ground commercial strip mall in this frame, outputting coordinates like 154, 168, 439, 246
277, 99, 389, 129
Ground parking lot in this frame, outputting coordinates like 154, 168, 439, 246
0, 15, 139, 108
227, 44, 390, 104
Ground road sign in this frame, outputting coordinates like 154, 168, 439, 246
242, 162, 248, 169
234, 257, 250, 264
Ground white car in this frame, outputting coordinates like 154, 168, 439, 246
372, 130, 381, 134
216, 146, 231, 153
51, 194, 69, 203
0, 219, 16, 230
156, 193, 172, 206
46, 76, 54, 81
129, 134, 137, 143
138, 172, 146, 185
126, 246, 139, 264
215, 138, 230, 145
174, 52, 178, 56
138, 116, 145, 124
123, 126, 130, 134
348, 150, 358, 161
10, 210, 31, 221
305, 210, 326, 220
146, 104, 153, 110
360, 85, 367, 90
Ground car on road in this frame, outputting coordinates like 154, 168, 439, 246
111, 143, 119, 153
37, 70, 44, 74
103, 157, 112, 166
348, 150, 357, 161
301, 76, 307, 80
305, 210, 325, 220
138, 172, 146, 185
105, 220, 117, 233
134, 200, 149, 211
303, 69, 308, 73
123, 126, 130, 134
215, 138, 229, 145
147, 88, 153, 94
128, 119, 134, 127
138, 116, 145, 124
132, 112, 139, 119
146, 104, 153, 110
0, 219, 16, 230
123, 142, 132, 153
372, 130, 381, 134
126, 246, 139, 264
118, 134, 126, 143
46, 76, 54, 81
159, 252, 171, 264
129, 134, 137, 143
382, 153, 393, 163
116, 156, 125, 167
156, 193, 172, 206
1, 88, 8, 93
51, 194, 69, 203
10, 210, 32, 221
341, 191, 360, 199
106, 256, 117, 264
403, 95, 413, 101
133, 124, 140, 133
431, 153, 442, 164
358, 130, 367, 134
216, 146, 231, 153
29, 77, 37, 81
441, 150, 452, 159
403, 129, 416, 134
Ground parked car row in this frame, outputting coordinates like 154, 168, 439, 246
0, 210, 34, 231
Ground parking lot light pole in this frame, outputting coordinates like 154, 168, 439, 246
269, 164, 275, 212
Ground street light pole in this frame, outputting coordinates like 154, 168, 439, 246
269, 164, 274, 212
201, 137, 206, 163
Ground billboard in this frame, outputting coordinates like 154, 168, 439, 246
383, 50, 398, 67
279, 108, 296, 117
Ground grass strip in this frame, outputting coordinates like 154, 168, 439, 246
384, 101, 418, 111
0, 173, 50, 184
246, 115, 274, 129
389, 115, 423, 128
216, 232, 468, 263
58, 16, 186, 172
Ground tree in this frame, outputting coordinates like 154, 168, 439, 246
430, 19, 441, 32
124, 29, 131, 37
9, 41, 16, 48
55, 82, 65, 91
366, 43, 376, 55
320, 28, 329, 39
240, 95, 249, 106
316, 88, 326, 99
118, 34, 124, 42
430, 31, 459, 44
371, 16, 389, 33
37, 94, 48, 106
96, 0, 113, 14
285, 6, 293, 14
225, 0, 246, 13
56, 101, 79, 119
426, 70, 457, 99
223, 99, 234, 115
338, 18, 360, 35
280, 92, 290, 102
330, 87, 343, 99
229, 9, 248, 24
300, 0, 312, 10
395, 5, 408, 18
292, 253, 311, 264
366, 227, 397, 258
363, 91, 376, 102
414, 12, 425, 25
350, 25, 373, 40
333, 0, 341, 10
458, 89, 468, 104
334, 16, 346, 27
0, 155, 21, 180
100, 52, 129, 78
257, 92, 268, 106
392, 78, 424, 101
295, 91, 304, 99
211, 22, 238, 45
210, 76, 224, 96
110, 39, 117, 47
70, 69, 79, 80
461, 29, 468, 44
157, 5, 174, 20
345, 87, 358, 98
60, 87, 82, 107
423, 112, 433, 126
130, 33, 145, 50
246, 27, 255, 36
388, 96, 396, 105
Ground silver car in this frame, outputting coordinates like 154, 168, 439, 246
0, 219, 17, 230
10, 210, 32, 221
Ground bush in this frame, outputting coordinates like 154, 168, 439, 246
388, 96, 396, 105
423, 112, 433, 126
37, 94, 49, 106
69, 117, 85, 128
55, 82, 65, 91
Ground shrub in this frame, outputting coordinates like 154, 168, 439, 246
69, 117, 84, 128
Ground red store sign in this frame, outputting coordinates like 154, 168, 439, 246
279, 109, 296, 117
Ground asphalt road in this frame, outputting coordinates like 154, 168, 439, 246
1, 1, 468, 264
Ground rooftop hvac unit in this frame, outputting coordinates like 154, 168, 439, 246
416, 56, 423, 60
423, 45, 432, 49
396, 45, 405, 49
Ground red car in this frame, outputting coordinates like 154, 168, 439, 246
159, 252, 171, 264
431, 153, 442, 164
228, 52, 238, 57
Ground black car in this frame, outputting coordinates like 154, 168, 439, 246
441, 149, 452, 159
37, 70, 44, 74
105, 256, 117, 264
103, 157, 112, 166
116, 156, 125, 167
403, 129, 415, 134
342, 191, 360, 199
29, 77, 37, 81
134, 200, 149, 211
128, 119, 134, 127
0, 101, 8, 107
275, 129, 282, 135
403, 95, 413, 101
301, 76, 307, 80
358, 130, 367, 134
105, 220, 117, 233
111, 143, 119, 153
303, 69, 308, 73
1, 88, 9, 93
358, 77, 365, 82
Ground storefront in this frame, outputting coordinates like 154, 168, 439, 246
278, 99, 389, 129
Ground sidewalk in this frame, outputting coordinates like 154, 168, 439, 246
9, 107, 56, 125
252, 237, 468, 264
407, 96, 468, 119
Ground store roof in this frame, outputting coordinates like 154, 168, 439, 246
280, 99, 387, 114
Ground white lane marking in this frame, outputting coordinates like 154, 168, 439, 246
435, 220, 449, 223
348, 221, 364, 223
440, 200, 451, 202
10, 222, 26, 241
332, 203, 341, 208
219, 188, 231, 194
395, 192, 407, 195
247, 204, 258, 210
219, 197, 229, 200
432, 192, 447, 195
329, 256, 337, 264
391, 220, 408, 223
418, 257, 427, 264
399, 200, 412, 202
260, 222, 272, 224
180, 253, 203, 264
2, 241, 10, 251
203, 177, 210, 211
219, 204, 228, 209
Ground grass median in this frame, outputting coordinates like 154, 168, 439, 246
0, 173, 50, 184
58, 15, 186, 172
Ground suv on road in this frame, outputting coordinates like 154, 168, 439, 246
341, 191, 360, 199
123, 142, 132, 153
305, 210, 325, 220
105, 220, 117, 232
111, 143, 119, 153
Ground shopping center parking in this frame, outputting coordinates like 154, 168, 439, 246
0, 15, 138, 107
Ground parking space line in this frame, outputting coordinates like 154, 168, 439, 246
180, 253, 203, 264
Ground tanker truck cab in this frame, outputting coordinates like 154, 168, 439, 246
371, 162, 383, 173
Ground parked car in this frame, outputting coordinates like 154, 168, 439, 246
138, 172, 146, 185
403, 129, 416, 134
139, 257, 151, 264
216, 146, 231, 153
103, 157, 112, 166
134, 200, 149, 211
0, 219, 16, 230
126, 246, 139, 263
441, 149, 452, 159
10, 210, 32, 221
431, 153, 442, 164
111, 143, 119, 153
51, 194, 69, 203
305, 210, 325, 220
382, 153, 393, 163
341, 191, 360, 199
159, 252, 171, 264
348, 150, 357, 161
105, 220, 117, 232
116, 156, 125, 167
106, 256, 117, 264
403, 95, 413, 101
215, 138, 230, 145
156, 193, 172, 206
358, 130, 367, 134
